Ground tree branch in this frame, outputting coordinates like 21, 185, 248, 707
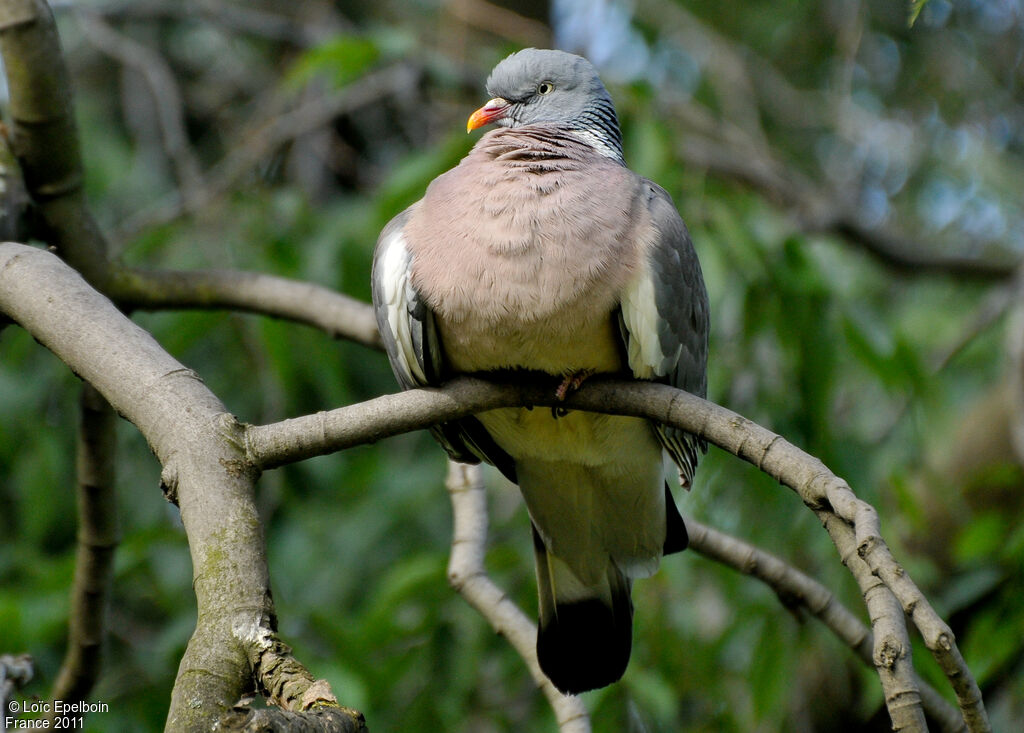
114, 63, 418, 239
685, 518, 967, 732
635, 0, 1019, 282
446, 462, 590, 732
0, 0, 111, 288
1, 654, 34, 721
76, 9, 204, 201
110, 266, 382, 347
50, 384, 119, 712
0, 242, 356, 732
246, 374, 989, 732
2, 237, 992, 730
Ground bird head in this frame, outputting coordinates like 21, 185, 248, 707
467, 48, 624, 160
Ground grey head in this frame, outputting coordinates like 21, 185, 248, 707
467, 48, 624, 162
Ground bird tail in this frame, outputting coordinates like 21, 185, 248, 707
532, 524, 633, 695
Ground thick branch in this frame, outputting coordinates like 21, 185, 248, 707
0, 242, 352, 732
220, 705, 367, 733
0, 0, 111, 287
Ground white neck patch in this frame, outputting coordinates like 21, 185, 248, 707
567, 128, 624, 163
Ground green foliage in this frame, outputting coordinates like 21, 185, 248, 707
287, 35, 382, 89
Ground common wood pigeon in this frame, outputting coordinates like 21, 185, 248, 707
372, 48, 709, 694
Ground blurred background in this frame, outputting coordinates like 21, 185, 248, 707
1, 0, 1023, 730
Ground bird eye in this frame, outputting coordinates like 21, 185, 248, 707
537, 81, 554, 95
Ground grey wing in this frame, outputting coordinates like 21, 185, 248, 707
619, 183, 709, 487
371, 207, 517, 481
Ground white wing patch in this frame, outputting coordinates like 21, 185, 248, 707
377, 230, 427, 385
620, 263, 677, 379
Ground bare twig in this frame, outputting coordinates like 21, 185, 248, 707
687, 518, 966, 732
76, 10, 204, 202
445, 0, 551, 48
111, 266, 382, 347
61, 0, 337, 46
49, 384, 119, 714
872, 283, 1015, 445
115, 63, 418, 239
446, 462, 590, 732
1, 655, 34, 723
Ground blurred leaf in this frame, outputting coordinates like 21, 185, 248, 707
287, 35, 381, 89
749, 619, 789, 722
953, 512, 1008, 564
961, 602, 1024, 684
939, 566, 1004, 615
909, 0, 930, 27
373, 133, 476, 227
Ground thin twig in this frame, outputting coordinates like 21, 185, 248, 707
445, 462, 591, 732
76, 10, 205, 202
445, 0, 551, 48
872, 283, 1015, 445
50, 384, 119, 716
1, 655, 34, 724
111, 266, 382, 348
115, 63, 418, 239
686, 518, 966, 732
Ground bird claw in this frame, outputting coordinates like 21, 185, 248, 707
555, 369, 594, 401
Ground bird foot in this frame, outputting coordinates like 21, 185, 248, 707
555, 369, 594, 401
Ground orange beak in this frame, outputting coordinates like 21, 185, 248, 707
467, 97, 510, 132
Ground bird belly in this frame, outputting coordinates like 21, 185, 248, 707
485, 408, 666, 582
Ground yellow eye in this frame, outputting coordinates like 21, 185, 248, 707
537, 81, 554, 95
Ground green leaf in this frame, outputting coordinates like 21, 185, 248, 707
749, 619, 790, 722
954, 512, 1008, 564
909, 0, 930, 27
287, 35, 381, 89
961, 604, 1024, 684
